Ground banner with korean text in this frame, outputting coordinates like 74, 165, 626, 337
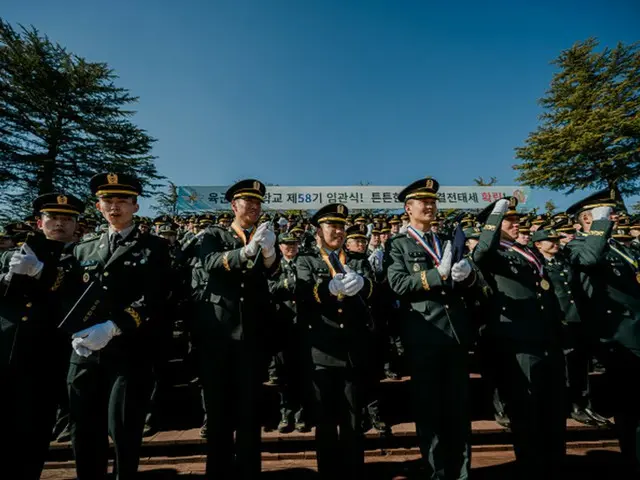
175, 185, 530, 212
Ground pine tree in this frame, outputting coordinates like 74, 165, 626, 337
0, 19, 163, 220
514, 38, 640, 195
151, 182, 179, 216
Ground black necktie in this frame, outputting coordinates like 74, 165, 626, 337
244, 230, 251, 244
109, 233, 121, 255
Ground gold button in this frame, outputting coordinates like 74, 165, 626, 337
292, 301, 296, 305
103, 286, 108, 290
240, 283, 244, 288
339, 324, 344, 328
21, 316, 28, 321
26, 302, 33, 308
104, 271, 109, 277
338, 308, 343, 313
240, 297, 244, 302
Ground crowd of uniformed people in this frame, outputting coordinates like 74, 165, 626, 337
0, 172, 639, 479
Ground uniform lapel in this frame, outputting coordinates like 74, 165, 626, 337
105, 226, 140, 268
97, 233, 110, 266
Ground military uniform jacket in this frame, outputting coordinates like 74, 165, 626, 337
385, 231, 475, 347
0, 242, 75, 369
473, 213, 562, 346
565, 220, 640, 356
544, 250, 588, 325
198, 225, 279, 342
268, 257, 298, 325
296, 248, 375, 369
69, 225, 172, 365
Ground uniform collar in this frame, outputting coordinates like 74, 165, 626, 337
109, 223, 136, 241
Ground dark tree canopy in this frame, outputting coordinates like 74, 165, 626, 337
514, 38, 640, 196
0, 19, 163, 220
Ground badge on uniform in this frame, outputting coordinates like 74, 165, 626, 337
83, 272, 90, 283
613, 268, 621, 276
511, 266, 518, 274
413, 263, 421, 272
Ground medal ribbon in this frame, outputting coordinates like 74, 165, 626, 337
319, 248, 347, 278
609, 239, 639, 271
506, 242, 545, 278
230, 222, 255, 246
407, 226, 442, 266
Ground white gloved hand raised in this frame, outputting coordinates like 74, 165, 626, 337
9, 245, 43, 277
451, 259, 472, 282
328, 273, 346, 297
342, 265, 365, 296
71, 320, 121, 353
244, 222, 269, 257
367, 249, 384, 272
436, 241, 452, 279
591, 206, 612, 221
258, 224, 277, 257
491, 199, 511, 216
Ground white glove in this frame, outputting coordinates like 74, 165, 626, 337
71, 341, 93, 358
342, 265, 365, 296
451, 259, 472, 282
9, 245, 43, 277
591, 206, 612, 221
367, 250, 384, 272
195, 229, 207, 238
258, 224, 276, 257
437, 241, 452, 279
491, 199, 510, 215
328, 273, 346, 296
244, 223, 268, 257
71, 320, 121, 353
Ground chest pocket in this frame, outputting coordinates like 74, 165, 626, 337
406, 251, 429, 270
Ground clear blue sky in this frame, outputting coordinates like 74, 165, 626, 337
4, 0, 639, 213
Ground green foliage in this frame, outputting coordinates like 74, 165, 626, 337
0, 19, 163, 220
473, 176, 498, 186
514, 38, 640, 196
151, 181, 179, 215
632, 201, 640, 213
544, 199, 557, 214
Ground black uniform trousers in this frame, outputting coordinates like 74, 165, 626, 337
273, 325, 306, 419
311, 365, 364, 479
405, 343, 471, 480
195, 335, 263, 479
492, 344, 566, 479
562, 323, 592, 411
0, 326, 69, 480
67, 358, 152, 480
0, 361, 64, 479
600, 345, 640, 475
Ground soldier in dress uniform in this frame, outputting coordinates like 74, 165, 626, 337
194, 179, 278, 479
564, 189, 640, 476
385, 177, 476, 479
268, 231, 308, 433
389, 215, 401, 236
66, 173, 172, 480
217, 212, 233, 229
0, 193, 84, 480
472, 197, 566, 479
531, 227, 610, 427
296, 203, 375, 479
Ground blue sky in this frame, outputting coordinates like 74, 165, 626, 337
4, 0, 639, 214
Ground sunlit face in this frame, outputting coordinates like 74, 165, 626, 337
318, 222, 345, 250
630, 227, 640, 239
431, 224, 439, 233
517, 232, 531, 245
578, 210, 593, 232
279, 242, 299, 260
391, 224, 400, 234
535, 239, 560, 257
37, 213, 77, 242
369, 233, 380, 248
232, 198, 261, 227
501, 215, 520, 241
405, 198, 437, 225
346, 238, 367, 254
97, 196, 139, 230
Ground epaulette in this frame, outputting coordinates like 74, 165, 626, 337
79, 234, 101, 244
